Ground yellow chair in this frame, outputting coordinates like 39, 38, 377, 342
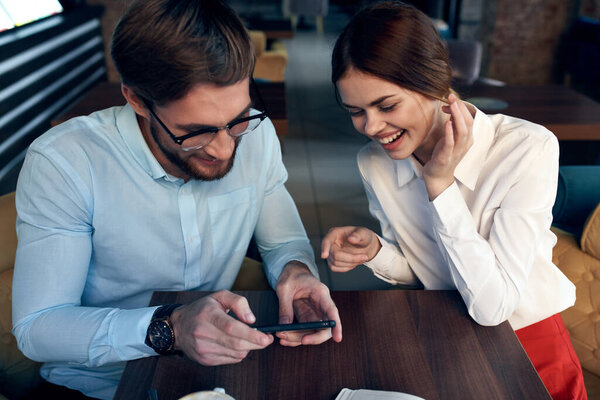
0, 192, 41, 399
249, 30, 288, 82
552, 202, 600, 398
232, 256, 270, 291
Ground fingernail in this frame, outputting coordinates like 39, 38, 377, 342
262, 335, 272, 345
245, 313, 256, 323
279, 316, 292, 324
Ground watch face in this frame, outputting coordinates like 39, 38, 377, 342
148, 320, 174, 351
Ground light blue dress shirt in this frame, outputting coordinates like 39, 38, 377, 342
12, 104, 317, 399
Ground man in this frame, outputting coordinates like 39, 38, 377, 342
11, 0, 342, 398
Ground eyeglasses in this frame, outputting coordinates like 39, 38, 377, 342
143, 100, 267, 152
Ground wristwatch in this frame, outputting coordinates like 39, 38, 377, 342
145, 303, 182, 355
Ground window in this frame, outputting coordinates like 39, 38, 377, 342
0, 0, 63, 32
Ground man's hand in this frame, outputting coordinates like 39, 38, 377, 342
422, 93, 474, 200
321, 226, 381, 272
170, 290, 273, 366
275, 261, 342, 347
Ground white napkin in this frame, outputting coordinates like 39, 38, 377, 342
335, 388, 425, 400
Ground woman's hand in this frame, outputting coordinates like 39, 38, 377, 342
321, 226, 381, 272
422, 93, 474, 200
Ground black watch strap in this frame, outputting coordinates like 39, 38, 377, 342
152, 303, 182, 320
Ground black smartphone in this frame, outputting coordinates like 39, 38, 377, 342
253, 320, 336, 333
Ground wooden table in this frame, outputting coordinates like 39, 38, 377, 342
114, 290, 550, 400
458, 84, 600, 141
52, 81, 288, 136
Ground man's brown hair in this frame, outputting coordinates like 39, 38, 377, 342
111, 0, 255, 106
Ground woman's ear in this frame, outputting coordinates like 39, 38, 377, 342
121, 84, 149, 118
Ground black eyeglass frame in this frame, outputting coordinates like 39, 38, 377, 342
141, 79, 268, 150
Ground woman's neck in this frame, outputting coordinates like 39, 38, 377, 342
412, 102, 450, 165
413, 100, 477, 166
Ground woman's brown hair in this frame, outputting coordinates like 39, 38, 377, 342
331, 1, 452, 102
111, 0, 255, 106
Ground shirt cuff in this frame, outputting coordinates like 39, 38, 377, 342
90, 306, 159, 363
363, 234, 402, 284
430, 182, 472, 235
115, 306, 159, 357
263, 243, 318, 288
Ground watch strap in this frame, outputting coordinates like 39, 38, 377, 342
151, 303, 182, 321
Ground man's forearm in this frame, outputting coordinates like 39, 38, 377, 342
13, 305, 156, 366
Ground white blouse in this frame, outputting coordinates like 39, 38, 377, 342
360, 106, 575, 330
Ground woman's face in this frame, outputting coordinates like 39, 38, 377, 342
336, 68, 443, 161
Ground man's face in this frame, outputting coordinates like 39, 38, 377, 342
143, 78, 251, 181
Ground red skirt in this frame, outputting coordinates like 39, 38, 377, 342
515, 313, 588, 400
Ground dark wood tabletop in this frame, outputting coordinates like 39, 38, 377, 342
458, 84, 600, 141
114, 290, 550, 400
52, 81, 288, 136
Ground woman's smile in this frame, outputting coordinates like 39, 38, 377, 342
376, 129, 406, 145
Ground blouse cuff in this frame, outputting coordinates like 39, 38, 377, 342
363, 234, 402, 284
430, 182, 472, 234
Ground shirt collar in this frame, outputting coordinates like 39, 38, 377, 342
116, 103, 171, 181
453, 104, 494, 190
394, 103, 494, 191
394, 157, 418, 187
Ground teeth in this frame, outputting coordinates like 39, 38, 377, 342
378, 129, 405, 144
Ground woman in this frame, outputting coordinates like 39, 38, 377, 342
321, 2, 587, 399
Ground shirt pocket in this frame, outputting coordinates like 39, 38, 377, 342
207, 186, 254, 257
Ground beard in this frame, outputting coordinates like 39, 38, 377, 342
150, 122, 239, 181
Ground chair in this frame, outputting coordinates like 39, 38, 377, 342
552, 166, 600, 237
551, 166, 600, 398
0, 192, 41, 399
282, 0, 328, 35
445, 39, 505, 89
248, 30, 288, 82
232, 257, 270, 291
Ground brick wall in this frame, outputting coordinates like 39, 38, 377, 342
579, 0, 600, 18
485, 0, 575, 85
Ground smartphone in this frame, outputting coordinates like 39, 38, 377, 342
253, 320, 336, 333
